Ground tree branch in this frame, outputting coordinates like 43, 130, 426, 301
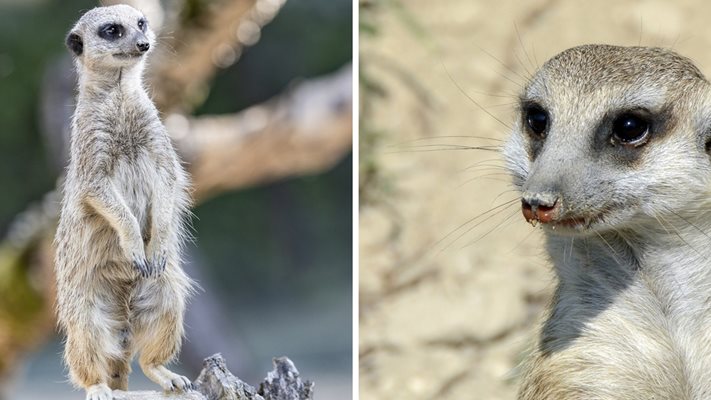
170, 64, 353, 201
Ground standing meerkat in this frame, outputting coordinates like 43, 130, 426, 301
54, 5, 193, 400
504, 45, 711, 399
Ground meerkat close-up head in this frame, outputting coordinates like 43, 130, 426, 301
504, 44, 711, 237
65, 4, 154, 69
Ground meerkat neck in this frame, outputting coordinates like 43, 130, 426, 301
550, 211, 711, 316
76, 62, 146, 101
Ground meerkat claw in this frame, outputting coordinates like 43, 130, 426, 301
132, 257, 150, 278
154, 254, 167, 276
145, 253, 166, 278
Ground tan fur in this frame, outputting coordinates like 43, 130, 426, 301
504, 45, 711, 399
54, 5, 194, 400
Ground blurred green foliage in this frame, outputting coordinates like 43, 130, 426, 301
0, 0, 95, 230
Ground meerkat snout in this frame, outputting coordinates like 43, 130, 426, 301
521, 192, 559, 225
137, 41, 150, 52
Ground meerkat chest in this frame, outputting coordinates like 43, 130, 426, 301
539, 275, 711, 399
102, 96, 158, 153
101, 99, 176, 213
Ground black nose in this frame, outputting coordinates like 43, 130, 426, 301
137, 42, 150, 52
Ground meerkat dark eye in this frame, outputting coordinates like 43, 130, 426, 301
524, 106, 549, 138
98, 23, 124, 41
138, 18, 147, 32
611, 113, 650, 146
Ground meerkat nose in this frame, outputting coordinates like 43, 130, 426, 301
521, 193, 559, 224
137, 41, 150, 53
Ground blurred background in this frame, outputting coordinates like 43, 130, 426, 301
359, 0, 711, 399
0, 0, 352, 398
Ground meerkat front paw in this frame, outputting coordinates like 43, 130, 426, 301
86, 383, 112, 400
122, 234, 150, 277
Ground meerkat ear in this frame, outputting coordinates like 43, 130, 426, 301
66, 32, 83, 56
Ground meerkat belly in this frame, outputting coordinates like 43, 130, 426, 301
112, 155, 158, 236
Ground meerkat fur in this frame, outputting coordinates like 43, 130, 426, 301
504, 45, 711, 399
54, 5, 194, 400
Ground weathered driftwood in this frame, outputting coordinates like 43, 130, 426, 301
193, 354, 262, 400
258, 357, 314, 400
112, 354, 313, 400
112, 390, 206, 400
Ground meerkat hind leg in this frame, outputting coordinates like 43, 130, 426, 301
139, 328, 192, 391
108, 357, 131, 390
64, 299, 121, 399
135, 276, 192, 392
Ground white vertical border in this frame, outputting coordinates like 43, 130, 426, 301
351, 0, 360, 398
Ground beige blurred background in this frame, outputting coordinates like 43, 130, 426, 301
359, 1, 711, 399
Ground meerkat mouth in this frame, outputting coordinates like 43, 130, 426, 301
113, 52, 143, 59
546, 213, 606, 233
524, 205, 601, 231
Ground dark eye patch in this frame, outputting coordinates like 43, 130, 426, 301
521, 103, 550, 139
591, 106, 675, 166
525, 105, 549, 138
138, 18, 147, 32
98, 23, 125, 41
519, 101, 549, 161
611, 112, 650, 146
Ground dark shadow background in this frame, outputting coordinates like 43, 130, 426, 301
0, 0, 352, 397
